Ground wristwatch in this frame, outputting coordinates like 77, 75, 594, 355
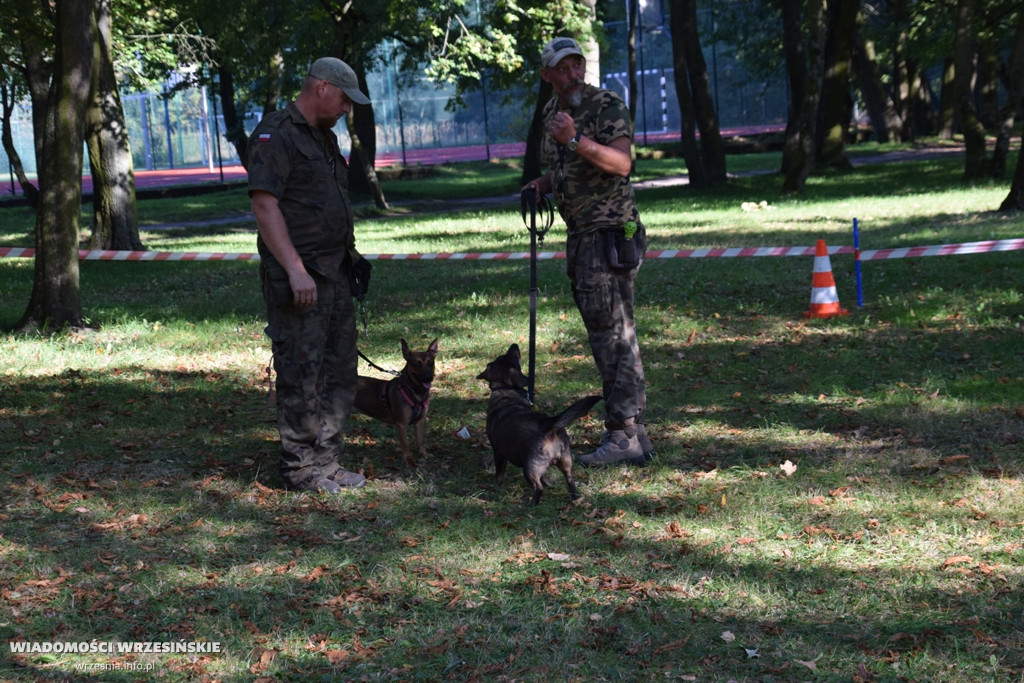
566, 132, 582, 152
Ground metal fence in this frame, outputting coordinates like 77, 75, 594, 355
0, 31, 787, 185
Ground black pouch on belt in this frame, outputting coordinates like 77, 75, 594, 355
349, 256, 372, 301
261, 261, 294, 306
604, 226, 641, 270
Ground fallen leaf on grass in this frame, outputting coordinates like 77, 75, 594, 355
721, 631, 736, 643
663, 521, 692, 539
780, 460, 797, 477
652, 635, 690, 654
249, 648, 279, 674
795, 659, 818, 671
941, 555, 973, 570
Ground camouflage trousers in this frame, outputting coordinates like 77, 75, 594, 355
262, 263, 357, 483
565, 226, 648, 429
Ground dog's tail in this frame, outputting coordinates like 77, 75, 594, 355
549, 395, 603, 432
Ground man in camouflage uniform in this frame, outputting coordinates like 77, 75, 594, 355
245, 57, 370, 492
522, 37, 654, 466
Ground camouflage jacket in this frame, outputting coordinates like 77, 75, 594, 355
541, 85, 641, 234
245, 102, 357, 281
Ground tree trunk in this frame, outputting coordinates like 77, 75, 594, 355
781, 0, 825, 194
218, 66, 247, 163
0, 78, 39, 207
17, 0, 96, 333
669, 0, 707, 188
347, 69, 389, 210
261, 50, 284, 115
851, 26, 903, 143
989, 9, 1024, 179
908, 61, 938, 137
816, 0, 857, 169
975, 34, 999, 130
938, 57, 957, 139
84, 0, 141, 252
998, 132, 1024, 210
954, 0, 987, 180
677, 0, 726, 183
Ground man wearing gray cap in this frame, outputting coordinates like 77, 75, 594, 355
522, 37, 654, 467
245, 57, 372, 492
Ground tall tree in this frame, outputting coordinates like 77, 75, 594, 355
998, 7, 1024, 209
987, 2, 1024, 178
0, 63, 38, 206
174, 1, 298, 164
85, 0, 141, 251
780, 0, 826, 194
815, 0, 858, 169
851, 24, 903, 143
953, 0, 988, 179
669, 0, 726, 187
15, 0, 96, 332
316, 0, 390, 209
669, 15, 703, 188
999, 135, 1024, 210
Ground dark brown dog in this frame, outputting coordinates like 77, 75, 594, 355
476, 343, 601, 505
354, 338, 438, 468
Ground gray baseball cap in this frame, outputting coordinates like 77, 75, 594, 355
541, 37, 584, 68
308, 57, 370, 105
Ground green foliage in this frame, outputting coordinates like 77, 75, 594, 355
420, 0, 596, 108
109, 0, 215, 92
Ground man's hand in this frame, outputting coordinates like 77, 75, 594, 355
548, 111, 576, 145
288, 270, 317, 307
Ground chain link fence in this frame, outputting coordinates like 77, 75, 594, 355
1, 35, 786, 188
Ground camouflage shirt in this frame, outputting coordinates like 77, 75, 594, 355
245, 102, 357, 281
541, 84, 641, 234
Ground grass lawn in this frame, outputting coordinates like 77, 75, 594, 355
1, 143, 1022, 681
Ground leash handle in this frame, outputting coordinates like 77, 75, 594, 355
520, 188, 554, 247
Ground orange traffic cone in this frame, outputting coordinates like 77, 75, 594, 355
804, 239, 848, 318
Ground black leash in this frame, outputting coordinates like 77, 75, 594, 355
358, 349, 401, 377
520, 188, 555, 405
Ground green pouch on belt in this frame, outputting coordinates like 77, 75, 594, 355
604, 221, 641, 269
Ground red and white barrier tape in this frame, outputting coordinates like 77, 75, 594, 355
1, 238, 1022, 262
0, 247, 258, 261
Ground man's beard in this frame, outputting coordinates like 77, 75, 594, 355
565, 80, 585, 108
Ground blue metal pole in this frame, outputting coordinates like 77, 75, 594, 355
854, 217, 863, 308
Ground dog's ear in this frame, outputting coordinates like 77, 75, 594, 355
507, 344, 520, 361
428, 338, 439, 356
510, 366, 530, 389
401, 339, 410, 357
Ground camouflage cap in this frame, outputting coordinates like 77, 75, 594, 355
308, 57, 370, 105
541, 37, 584, 69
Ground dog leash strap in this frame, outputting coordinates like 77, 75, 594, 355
520, 189, 555, 406
358, 349, 401, 376
357, 299, 368, 334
